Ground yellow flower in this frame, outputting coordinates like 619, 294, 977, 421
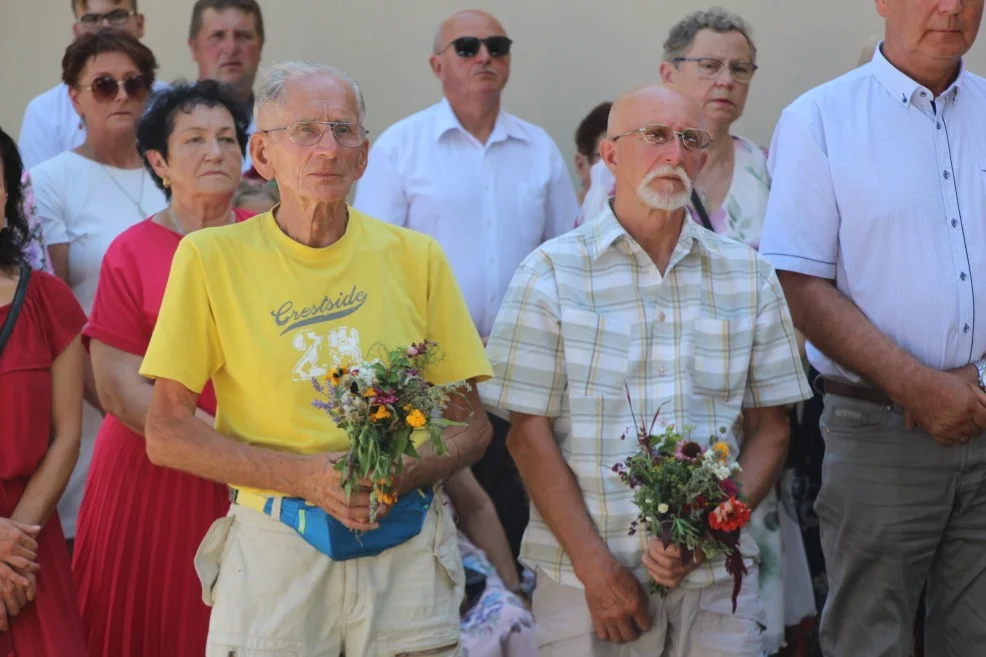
364, 388, 376, 397
406, 409, 427, 428
713, 442, 730, 463
371, 405, 391, 421
326, 366, 349, 386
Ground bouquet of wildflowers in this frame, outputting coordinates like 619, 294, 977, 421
312, 341, 469, 521
612, 397, 752, 612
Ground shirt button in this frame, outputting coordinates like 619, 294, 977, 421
952, 219, 959, 227
659, 367, 667, 376
659, 312, 666, 322
944, 170, 950, 179
961, 272, 968, 281
937, 122, 942, 130
920, 91, 927, 97
964, 324, 971, 333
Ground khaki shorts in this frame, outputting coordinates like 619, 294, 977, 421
194, 496, 464, 656
533, 566, 766, 657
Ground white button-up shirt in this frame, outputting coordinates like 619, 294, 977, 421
18, 81, 255, 173
353, 98, 580, 337
760, 44, 986, 380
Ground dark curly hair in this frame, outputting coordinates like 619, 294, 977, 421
0, 127, 29, 272
136, 79, 251, 199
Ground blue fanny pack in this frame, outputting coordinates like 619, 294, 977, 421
260, 488, 434, 561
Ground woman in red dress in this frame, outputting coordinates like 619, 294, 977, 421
72, 81, 254, 657
0, 128, 87, 656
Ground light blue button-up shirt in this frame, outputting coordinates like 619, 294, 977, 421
760, 43, 986, 380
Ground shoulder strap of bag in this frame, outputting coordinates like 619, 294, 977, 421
691, 189, 714, 232
0, 264, 32, 357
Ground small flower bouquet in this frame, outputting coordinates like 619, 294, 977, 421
612, 399, 752, 612
312, 341, 469, 521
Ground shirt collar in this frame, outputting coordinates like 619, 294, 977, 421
434, 96, 529, 144
587, 200, 713, 266
870, 40, 964, 106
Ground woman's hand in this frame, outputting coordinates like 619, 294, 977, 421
0, 519, 40, 571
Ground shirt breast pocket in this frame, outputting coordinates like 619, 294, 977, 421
515, 182, 547, 243
560, 308, 631, 397
691, 317, 755, 402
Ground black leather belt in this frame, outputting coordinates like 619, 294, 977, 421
822, 379, 894, 406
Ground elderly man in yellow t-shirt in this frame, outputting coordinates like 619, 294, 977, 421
140, 61, 493, 656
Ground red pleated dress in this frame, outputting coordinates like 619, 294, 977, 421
72, 212, 250, 657
0, 271, 88, 657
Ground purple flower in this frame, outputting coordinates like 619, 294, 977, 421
674, 440, 703, 462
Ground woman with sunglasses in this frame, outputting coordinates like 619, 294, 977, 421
71, 80, 253, 657
29, 28, 166, 553
0, 127, 87, 655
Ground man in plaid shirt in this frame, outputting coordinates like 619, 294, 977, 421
480, 85, 811, 656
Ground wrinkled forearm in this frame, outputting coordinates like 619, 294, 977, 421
737, 408, 790, 510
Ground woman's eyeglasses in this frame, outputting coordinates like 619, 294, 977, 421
672, 57, 758, 85
78, 75, 151, 103
439, 36, 513, 58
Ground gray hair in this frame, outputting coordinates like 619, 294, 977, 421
254, 61, 366, 124
662, 7, 757, 64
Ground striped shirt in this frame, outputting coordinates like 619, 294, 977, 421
480, 202, 811, 588
760, 44, 986, 380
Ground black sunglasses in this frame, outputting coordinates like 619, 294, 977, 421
79, 75, 151, 103
441, 36, 513, 58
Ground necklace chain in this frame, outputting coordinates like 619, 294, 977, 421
99, 164, 146, 218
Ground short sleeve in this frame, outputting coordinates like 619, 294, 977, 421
480, 262, 567, 417
423, 239, 492, 385
84, 236, 151, 356
543, 141, 580, 239
759, 107, 840, 279
139, 240, 224, 393
30, 161, 70, 246
19, 173, 53, 274
743, 268, 812, 408
32, 272, 86, 359
352, 141, 408, 226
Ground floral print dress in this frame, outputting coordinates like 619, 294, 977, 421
21, 172, 53, 273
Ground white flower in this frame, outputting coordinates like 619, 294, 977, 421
712, 463, 731, 480
658, 503, 669, 514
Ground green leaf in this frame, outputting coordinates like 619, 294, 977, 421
394, 428, 410, 457
406, 440, 420, 459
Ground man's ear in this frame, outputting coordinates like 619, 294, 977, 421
249, 133, 275, 181
599, 138, 618, 174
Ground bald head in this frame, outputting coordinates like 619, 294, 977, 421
433, 9, 506, 53
608, 84, 705, 138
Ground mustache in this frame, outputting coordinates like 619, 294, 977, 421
641, 165, 692, 192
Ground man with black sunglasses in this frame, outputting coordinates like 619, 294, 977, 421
18, 0, 166, 170
354, 9, 580, 577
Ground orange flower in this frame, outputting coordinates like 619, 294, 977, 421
406, 409, 427, 428
713, 442, 730, 463
708, 496, 751, 532
370, 405, 391, 422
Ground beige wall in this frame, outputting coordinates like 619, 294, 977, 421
2, 0, 985, 178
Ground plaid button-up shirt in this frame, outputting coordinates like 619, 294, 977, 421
480, 202, 811, 589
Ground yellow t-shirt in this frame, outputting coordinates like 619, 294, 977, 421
139, 207, 493, 496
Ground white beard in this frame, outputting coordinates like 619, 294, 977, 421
636, 165, 692, 211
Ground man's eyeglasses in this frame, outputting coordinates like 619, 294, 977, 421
78, 75, 151, 103
672, 57, 758, 84
259, 121, 368, 148
611, 124, 713, 152
439, 36, 513, 58
77, 9, 136, 28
